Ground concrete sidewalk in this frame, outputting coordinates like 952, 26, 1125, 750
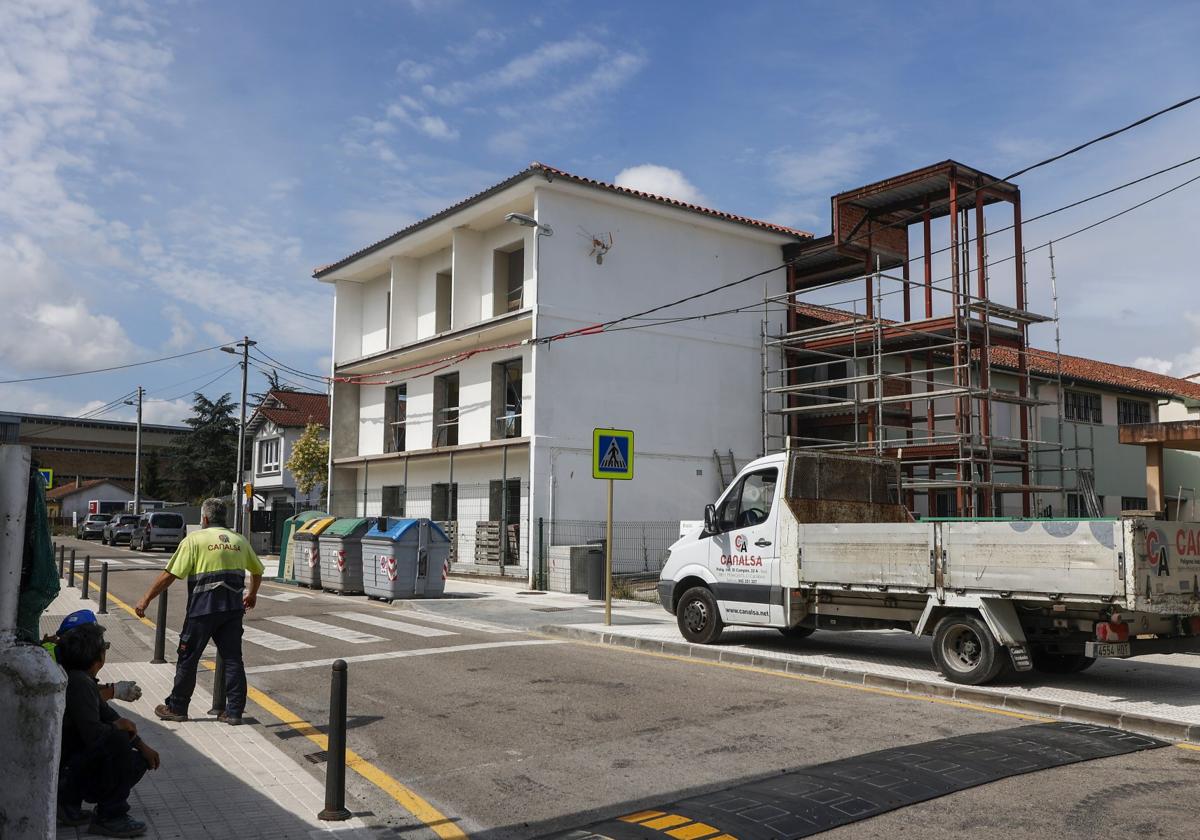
42, 586, 375, 839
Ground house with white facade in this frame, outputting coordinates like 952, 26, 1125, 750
314, 163, 809, 581
244, 390, 330, 513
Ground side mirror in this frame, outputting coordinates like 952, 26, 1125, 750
703, 504, 719, 535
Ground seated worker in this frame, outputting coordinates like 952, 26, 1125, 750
57, 622, 160, 837
45, 610, 142, 703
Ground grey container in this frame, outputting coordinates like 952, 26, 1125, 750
360, 518, 451, 601
318, 518, 373, 594
292, 516, 337, 589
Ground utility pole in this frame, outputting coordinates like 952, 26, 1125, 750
123, 386, 144, 515
222, 337, 257, 533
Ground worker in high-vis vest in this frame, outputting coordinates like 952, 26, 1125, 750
135, 497, 263, 726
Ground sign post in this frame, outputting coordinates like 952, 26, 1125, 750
592, 428, 634, 626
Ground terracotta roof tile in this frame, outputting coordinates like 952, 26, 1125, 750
45, 478, 133, 501
314, 163, 811, 278
791, 304, 1200, 401
249, 390, 329, 430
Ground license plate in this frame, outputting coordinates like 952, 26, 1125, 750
1091, 642, 1131, 658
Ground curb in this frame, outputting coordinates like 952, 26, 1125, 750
539, 623, 1200, 745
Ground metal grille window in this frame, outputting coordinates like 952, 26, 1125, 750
433, 373, 459, 447
384, 384, 406, 453
257, 438, 281, 473
1064, 390, 1102, 424
1121, 496, 1149, 510
381, 485, 406, 517
431, 483, 457, 521
0, 418, 18, 444
1117, 398, 1150, 425
491, 359, 522, 439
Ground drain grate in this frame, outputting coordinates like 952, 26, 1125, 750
531, 606, 572, 612
303, 751, 328, 764
549, 723, 1166, 839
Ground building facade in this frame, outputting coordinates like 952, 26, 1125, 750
243, 390, 330, 513
0, 412, 187, 491
315, 163, 807, 579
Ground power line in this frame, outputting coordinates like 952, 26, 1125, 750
250, 348, 329, 385
145, 363, 241, 404
0, 344, 224, 385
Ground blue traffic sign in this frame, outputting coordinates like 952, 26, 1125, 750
593, 428, 634, 480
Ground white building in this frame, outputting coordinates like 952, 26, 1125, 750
244, 390, 330, 514
314, 163, 809, 581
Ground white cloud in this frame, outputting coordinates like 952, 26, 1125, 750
770, 129, 892, 198
141, 398, 192, 425
614, 164, 707, 205
1134, 356, 1175, 375
422, 37, 604, 106
397, 59, 434, 82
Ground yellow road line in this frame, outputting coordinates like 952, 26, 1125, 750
556, 637, 1053, 723
81, 576, 468, 838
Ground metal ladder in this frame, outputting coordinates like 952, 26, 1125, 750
713, 450, 737, 488
1077, 468, 1103, 517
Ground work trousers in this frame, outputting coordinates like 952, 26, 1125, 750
166, 609, 247, 715
60, 729, 149, 820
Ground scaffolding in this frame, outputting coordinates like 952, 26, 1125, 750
764, 161, 1070, 518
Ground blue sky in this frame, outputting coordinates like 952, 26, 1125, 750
3, 0, 1200, 424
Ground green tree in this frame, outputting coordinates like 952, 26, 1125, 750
285, 421, 329, 502
141, 448, 166, 500
168, 392, 238, 502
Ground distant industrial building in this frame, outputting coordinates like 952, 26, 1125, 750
0, 412, 188, 491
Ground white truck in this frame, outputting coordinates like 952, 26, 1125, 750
657, 449, 1200, 684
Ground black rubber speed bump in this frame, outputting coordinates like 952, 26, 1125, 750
552, 722, 1165, 839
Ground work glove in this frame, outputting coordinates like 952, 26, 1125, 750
113, 681, 142, 702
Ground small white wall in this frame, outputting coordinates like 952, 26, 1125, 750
415, 248, 451, 339
59, 484, 135, 519
360, 274, 390, 356
358, 384, 386, 456
452, 228, 484, 329
333, 280, 363, 364
390, 257, 418, 347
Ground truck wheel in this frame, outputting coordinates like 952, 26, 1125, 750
931, 614, 1004, 685
779, 626, 815, 640
676, 586, 724, 644
1032, 650, 1095, 674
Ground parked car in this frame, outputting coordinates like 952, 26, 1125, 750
77, 513, 112, 540
130, 511, 186, 552
102, 514, 141, 546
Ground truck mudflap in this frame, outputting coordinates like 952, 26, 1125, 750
1085, 636, 1200, 659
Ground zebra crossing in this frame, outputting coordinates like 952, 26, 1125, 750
77, 555, 166, 570
240, 608, 511, 653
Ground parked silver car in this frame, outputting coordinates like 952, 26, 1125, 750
130, 511, 186, 552
102, 513, 141, 546
77, 513, 112, 540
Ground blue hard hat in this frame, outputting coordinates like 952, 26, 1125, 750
57, 609, 97, 636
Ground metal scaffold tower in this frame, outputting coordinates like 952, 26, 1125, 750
762, 161, 1069, 518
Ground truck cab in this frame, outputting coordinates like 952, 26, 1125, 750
658, 453, 788, 639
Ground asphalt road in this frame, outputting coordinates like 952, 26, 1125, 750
56, 535, 1200, 839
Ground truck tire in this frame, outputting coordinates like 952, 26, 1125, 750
779, 626, 815, 640
1031, 650, 1096, 674
931, 613, 1005, 685
676, 586, 724, 644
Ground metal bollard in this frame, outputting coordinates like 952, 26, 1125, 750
208, 652, 226, 715
98, 562, 109, 615
151, 590, 168, 664
318, 660, 351, 821
69, 549, 76, 587
81, 555, 91, 597
58, 543, 64, 578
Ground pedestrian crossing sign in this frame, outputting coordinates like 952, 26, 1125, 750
593, 428, 634, 480
37, 468, 53, 489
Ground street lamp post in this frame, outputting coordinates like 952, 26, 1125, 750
222, 337, 257, 533
123, 386, 143, 515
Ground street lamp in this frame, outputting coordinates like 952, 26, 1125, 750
505, 212, 553, 237
222, 337, 257, 533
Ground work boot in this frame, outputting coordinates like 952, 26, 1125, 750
154, 703, 187, 722
56, 801, 91, 827
88, 814, 147, 837
217, 711, 244, 726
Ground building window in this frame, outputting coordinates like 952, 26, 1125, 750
384, 384, 406, 453
0, 417, 18, 444
1121, 496, 1149, 511
257, 438, 281, 474
1064, 390, 1102, 424
1117, 398, 1150, 425
492, 244, 525, 316
432, 483, 458, 521
1067, 493, 1104, 517
489, 479, 521, 524
491, 359, 522, 439
381, 485, 405, 517
435, 271, 453, 333
433, 373, 459, 447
